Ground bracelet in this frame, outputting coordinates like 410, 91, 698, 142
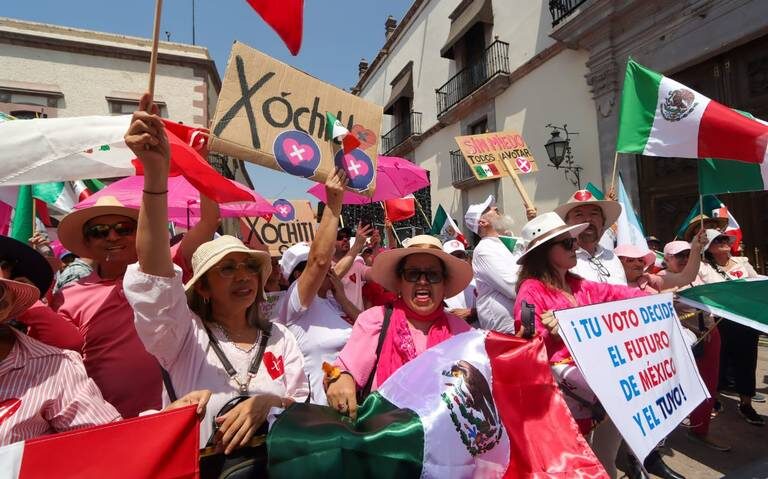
143, 189, 168, 195
322, 361, 342, 381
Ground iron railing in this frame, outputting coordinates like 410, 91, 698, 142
209, 153, 235, 179
381, 111, 422, 153
436, 40, 510, 116
549, 0, 588, 27
450, 150, 476, 186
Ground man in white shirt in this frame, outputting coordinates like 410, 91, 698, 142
555, 190, 626, 285
466, 195, 522, 334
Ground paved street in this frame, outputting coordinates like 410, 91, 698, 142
617, 337, 768, 478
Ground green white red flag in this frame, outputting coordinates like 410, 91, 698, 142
616, 59, 768, 164
0, 407, 199, 478
675, 195, 742, 253
431, 204, 467, 247
677, 280, 768, 335
268, 331, 607, 478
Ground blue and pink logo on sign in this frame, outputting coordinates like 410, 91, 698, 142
273, 130, 321, 178
272, 199, 295, 222
334, 149, 375, 191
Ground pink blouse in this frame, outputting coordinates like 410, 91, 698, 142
335, 306, 471, 390
514, 276, 647, 364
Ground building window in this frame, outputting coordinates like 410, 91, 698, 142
0, 88, 61, 108
469, 117, 488, 135
440, 0, 493, 61
107, 98, 167, 117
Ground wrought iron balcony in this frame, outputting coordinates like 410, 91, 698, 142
209, 153, 235, 179
549, 0, 588, 27
436, 40, 510, 117
450, 150, 479, 189
381, 111, 422, 154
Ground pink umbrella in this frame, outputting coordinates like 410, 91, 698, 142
76, 176, 275, 226
307, 155, 430, 204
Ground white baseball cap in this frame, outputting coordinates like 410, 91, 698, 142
442, 239, 466, 255
464, 195, 495, 234
280, 242, 311, 280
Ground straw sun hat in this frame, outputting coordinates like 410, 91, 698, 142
0, 236, 54, 298
371, 235, 473, 297
554, 190, 622, 231
516, 212, 589, 265
1, 278, 40, 322
57, 196, 139, 258
184, 235, 271, 298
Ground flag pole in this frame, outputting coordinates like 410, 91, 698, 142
147, 0, 164, 104
610, 151, 619, 193
380, 201, 402, 246
499, 158, 535, 211
415, 198, 432, 229
699, 194, 704, 233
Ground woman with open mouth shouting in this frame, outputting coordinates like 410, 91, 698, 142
325, 235, 474, 420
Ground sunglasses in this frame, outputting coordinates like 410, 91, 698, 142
551, 237, 577, 250
212, 259, 262, 278
401, 269, 445, 284
84, 221, 137, 240
712, 236, 731, 245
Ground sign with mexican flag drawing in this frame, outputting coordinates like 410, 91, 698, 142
454, 130, 538, 182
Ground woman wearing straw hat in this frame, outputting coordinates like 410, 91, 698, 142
122, 96, 309, 453
325, 234, 473, 420
697, 229, 765, 426
512, 212, 648, 478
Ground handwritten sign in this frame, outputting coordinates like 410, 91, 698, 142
241, 199, 316, 256
210, 42, 382, 196
555, 294, 708, 461
454, 130, 539, 181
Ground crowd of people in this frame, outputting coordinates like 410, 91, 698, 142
0, 95, 765, 478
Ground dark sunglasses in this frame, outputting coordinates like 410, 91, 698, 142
84, 221, 137, 239
401, 269, 445, 284
212, 259, 262, 278
551, 237, 577, 250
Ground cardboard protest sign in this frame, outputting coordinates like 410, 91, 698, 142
210, 42, 382, 195
555, 294, 708, 462
240, 199, 316, 256
454, 130, 538, 181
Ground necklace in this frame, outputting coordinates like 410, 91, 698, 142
213, 323, 260, 354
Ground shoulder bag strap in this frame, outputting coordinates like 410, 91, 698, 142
159, 363, 177, 403
203, 322, 272, 385
360, 307, 393, 399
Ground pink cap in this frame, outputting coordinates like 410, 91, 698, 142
614, 244, 655, 269
663, 240, 691, 256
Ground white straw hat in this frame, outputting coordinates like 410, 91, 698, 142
184, 235, 271, 297
58, 196, 138, 258
554, 190, 622, 232
516, 212, 588, 265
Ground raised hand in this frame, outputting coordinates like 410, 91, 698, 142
325, 168, 348, 214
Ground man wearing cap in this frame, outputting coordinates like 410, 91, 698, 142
466, 195, 521, 333
555, 190, 626, 285
442, 239, 477, 324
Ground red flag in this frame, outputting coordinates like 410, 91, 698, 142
245, 0, 304, 56
384, 195, 415, 222
2, 407, 199, 478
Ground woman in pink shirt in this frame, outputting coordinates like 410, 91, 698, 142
325, 235, 473, 420
512, 213, 646, 478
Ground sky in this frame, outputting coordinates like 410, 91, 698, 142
2, 0, 413, 201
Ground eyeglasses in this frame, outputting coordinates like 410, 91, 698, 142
84, 221, 137, 240
401, 269, 445, 284
212, 259, 262, 278
587, 256, 611, 278
551, 237, 577, 250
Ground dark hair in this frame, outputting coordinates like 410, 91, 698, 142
516, 239, 575, 293
288, 260, 307, 285
187, 272, 263, 327
395, 253, 447, 279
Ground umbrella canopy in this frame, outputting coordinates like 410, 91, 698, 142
76, 176, 275, 225
307, 156, 429, 204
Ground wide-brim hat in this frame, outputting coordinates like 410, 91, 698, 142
703, 228, 736, 253
1, 277, 40, 321
614, 244, 656, 269
184, 235, 271, 298
58, 196, 139, 258
371, 235, 473, 297
554, 190, 622, 231
682, 215, 727, 242
0, 236, 53, 298
516, 212, 589, 265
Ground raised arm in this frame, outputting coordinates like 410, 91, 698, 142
333, 222, 372, 278
125, 93, 174, 278
384, 218, 397, 248
296, 169, 347, 307
656, 231, 705, 290
180, 194, 220, 264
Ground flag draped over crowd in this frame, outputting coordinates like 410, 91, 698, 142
677, 280, 768, 335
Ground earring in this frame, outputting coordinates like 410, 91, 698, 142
397, 291, 402, 299
203, 297, 210, 304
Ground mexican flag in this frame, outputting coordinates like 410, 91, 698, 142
616, 59, 768, 164
325, 112, 360, 153
267, 331, 607, 478
431, 204, 467, 247
675, 195, 742, 252
475, 163, 501, 179
30, 180, 105, 215
677, 280, 768, 335
615, 174, 647, 249
0, 115, 252, 203
245, 0, 304, 56
0, 407, 199, 478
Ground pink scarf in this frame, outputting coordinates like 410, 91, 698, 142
375, 300, 453, 386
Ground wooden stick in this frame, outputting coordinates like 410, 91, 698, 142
414, 198, 432, 229
699, 195, 704, 234
609, 151, 619, 193
500, 158, 535, 211
691, 317, 723, 347
146, 0, 164, 103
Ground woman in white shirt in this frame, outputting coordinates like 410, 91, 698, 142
122, 96, 309, 453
